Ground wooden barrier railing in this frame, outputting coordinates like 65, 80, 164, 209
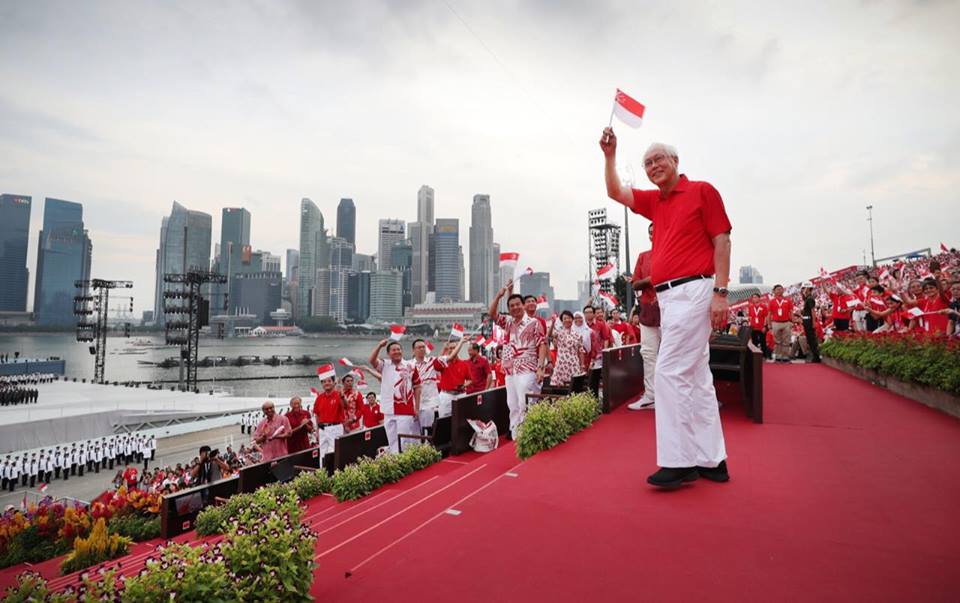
450, 387, 509, 455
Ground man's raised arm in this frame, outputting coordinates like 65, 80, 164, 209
600, 127, 633, 207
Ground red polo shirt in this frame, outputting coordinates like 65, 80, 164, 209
768, 297, 793, 322
632, 250, 657, 305
748, 303, 768, 330
285, 409, 312, 453
465, 355, 491, 394
313, 390, 344, 425
436, 357, 470, 393
629, 175, 732, 285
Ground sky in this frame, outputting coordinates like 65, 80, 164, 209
2, 0, 958, 313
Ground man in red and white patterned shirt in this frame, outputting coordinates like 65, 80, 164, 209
412, 338, 440, 429
369, 339, 422, 453
490, 280, 547, 439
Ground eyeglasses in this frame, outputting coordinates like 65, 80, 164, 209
643, 154, 670, 169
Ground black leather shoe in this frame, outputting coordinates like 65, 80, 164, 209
696, 460, 730, 483
646, 467, 698, 489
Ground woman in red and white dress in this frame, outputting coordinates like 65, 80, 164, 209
339, 372, 367, 433
551, 311, 587, 388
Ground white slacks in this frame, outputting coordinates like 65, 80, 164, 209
437, 392, 456, 418
505, 371, 538, 438
384, 415, 420, 453
654, 278, 727, 469
420, 383, 440, 429
639, 323, 661, 404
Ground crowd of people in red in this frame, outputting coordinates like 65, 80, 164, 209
730, 249, 960, 363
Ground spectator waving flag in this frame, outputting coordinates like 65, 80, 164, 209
536, 295, 549, 311
317, 364, 336, 381
450, 323, 465, 339
338, 357, 354, 368
610, 88, 646, 128
596, 263, 616, 281
389, 324, 406, 341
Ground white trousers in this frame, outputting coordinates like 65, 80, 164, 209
317, 424, 343, 457
384, 415, 420, 453
420, 383, 440, 429
639, 323, 661, 404
654, 278, 727, 468
437, 392, 457, 418
505, 372, 538, 438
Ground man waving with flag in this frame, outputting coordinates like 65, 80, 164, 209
601, 125, 732, 490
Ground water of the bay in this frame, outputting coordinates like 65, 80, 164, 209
0, 333, 387, 399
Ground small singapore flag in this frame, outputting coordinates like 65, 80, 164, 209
338, 357, 354, 368
536, 295, 549, 311
317, 364, 337, 382
389, 324, 407, 341
612, 88, 645, 128
450, 323, 464, 339
426, 341, 435, 353
499, 252, 519, 271
39, 483, 48, 494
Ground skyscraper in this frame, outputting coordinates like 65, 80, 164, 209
347, 270, 371, 323
369, 270, 403, 322
297, 198, 324, 320
739, 265, 764, 284
328, 237, 353, 323
410, 185, 435, 304
285, 249, 299, 285
519, 272, 555, 308
469, 194, 494, 303
432, 218, 462, 302
336, 198, 356, 246
0, 194, 32, 312
312, 268, 331, 317
34, 198, 93, 326
153, 201, 212, 324
391, 239, 413, 312
216, 207, 251, 315
377, 219, 405, 274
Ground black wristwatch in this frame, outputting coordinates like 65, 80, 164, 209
713, 287, 729, 297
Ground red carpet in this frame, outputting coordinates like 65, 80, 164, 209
3, 363, 959, 601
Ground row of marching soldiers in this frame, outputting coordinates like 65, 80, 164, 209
1, 433, 156, 492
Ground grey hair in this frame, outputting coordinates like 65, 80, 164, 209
644, 142, 678, 160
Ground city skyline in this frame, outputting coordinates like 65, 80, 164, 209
2, 2, 958, 313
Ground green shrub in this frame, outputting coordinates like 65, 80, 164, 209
516, 402, 569, 460
376, 452, 407, 484
556, 392, 601, 434
399, 443, 442, 471
1, 524, 71, 568
121, 543, 233, 603
60, 518, 131, 575
331, 464, 373, 502
194, 503, 228, 536
4, 569, 122, 603
291, 469, 333, 500
107, 514, 161, 542
356, 457, 386, 491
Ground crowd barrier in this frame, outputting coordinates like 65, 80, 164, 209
602, 344, 644, 413
160, 476, 239, 538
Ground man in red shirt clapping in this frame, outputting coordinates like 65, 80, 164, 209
747, 293, 769, 359
312, 369, 345, 455
602, 130, 731, 489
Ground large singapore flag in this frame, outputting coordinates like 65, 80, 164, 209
612, 89, 645, 128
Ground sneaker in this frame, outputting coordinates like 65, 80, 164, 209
696, 460, 730, 483
646, 467, 698, 489
627, 399, 655, 411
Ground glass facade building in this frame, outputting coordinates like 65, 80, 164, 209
34, 198, 93, 326
0, 194, 32, 312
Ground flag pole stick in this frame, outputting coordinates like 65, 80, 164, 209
604, 98, 616, 143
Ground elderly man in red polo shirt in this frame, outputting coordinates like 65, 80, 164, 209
602, 129, 731, 490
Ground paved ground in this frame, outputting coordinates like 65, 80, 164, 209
0, 425, 252, 508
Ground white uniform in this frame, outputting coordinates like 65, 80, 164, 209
654, 278, 726, 468
415, 355, 441, 428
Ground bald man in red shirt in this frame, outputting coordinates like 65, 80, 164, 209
602, 128, 731, 490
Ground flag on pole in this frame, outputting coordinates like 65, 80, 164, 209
351, 369, 367, 387
310, 387, 319, 395
878, 268, 891, 281
941, 242, 950, 253
317, 364, 337, 382
474, 334, 485, 344
39, 483, 48, 494
908, 307, 924, 318
612, 88, 646, 128
338, 358, 354, 368
389, 324, 406, 341
536, 295, 549, 311
484, 337, 497, 351
596, 263, 616, 281
518, 266, 534, 279
499, 252, 519, 271
600, 291, 619, 309
426, 341, 435, 353
450, 323, 464, 339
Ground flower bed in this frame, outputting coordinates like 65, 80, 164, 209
0, 487, 162, 570
821, 333, 960, 395
516, 392, 602, 460
4, 487, 317, 602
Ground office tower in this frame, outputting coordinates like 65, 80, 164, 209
432, 218, 462, 302
410, 184, 435, 305
469, 194, 495, 303
377, 219, 405, 274
215, 207, 251, 315
330, 237, 354, 269
232, 271, 282, 325
154, 201, 212, 324
391, 240, 413, 312
297, 198, 324, 319
347, 270, 371, 323
739, 265, 764, 284
519, 272, 555, 307
0, 194, 32, 312
336, 198, 356, 246
352, 253, 375, 272
458, 247, 465, 302
491, 242, 500, 305
260, 251, 281, 273
327, 237, 353, 323
369, 270, 403, 322
285, 249, 299, 285
312, 268, 331, 317
34, 198, 93, 326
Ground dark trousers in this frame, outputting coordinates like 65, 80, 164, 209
589, 368, 602, 400
751, 329, 771, 358
7, 479, 14, 491
803, 320, 820, 361
63, 469, 69, 481
78, 464, 84, 476
70, 463, 76, 476
29, 474, 36, 487
1, 477, 6, 489
865, 314, 880, 332
94, 462, 100, 474
21, 474, 27, 486
834, 318, 850, 332
151, 450, 156, 460
108, 459, 114, 470
54, 467, 60, 478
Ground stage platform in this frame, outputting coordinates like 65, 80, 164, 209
3, 363, 958, 601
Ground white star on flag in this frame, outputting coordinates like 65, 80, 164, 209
450, 323, 464, 339
612, 88, 645, 128
389, 324, 406, 341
